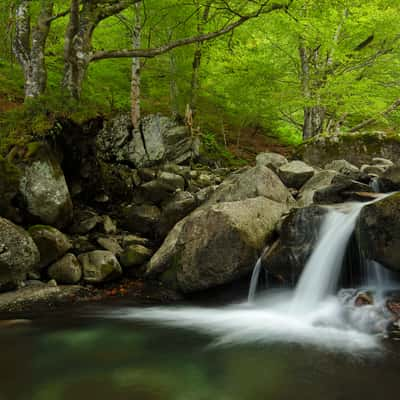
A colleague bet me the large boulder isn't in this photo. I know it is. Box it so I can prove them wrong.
[18,143,73,229]
[297,170,338,207]
[78,250,123,283]
[277,161,315,189]
[28,225,72,269]
[96,114,199,168]
[0,218,40,291]
[204,166,294,206]
[357,193,400,272]
[146,197,287,293]
[120,204,161,236]
[261,206,327,284]
[255,152,288,172]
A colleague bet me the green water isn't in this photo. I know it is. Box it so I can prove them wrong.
[1,307,399,400]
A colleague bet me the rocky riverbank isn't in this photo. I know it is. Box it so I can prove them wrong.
[1,114,400,314]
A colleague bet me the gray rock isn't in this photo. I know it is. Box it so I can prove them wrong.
[96,114,199,168]
[96,237,123,255]
[121,204,161,236]
[158,191,197,237]
[119,245,153,269]
[69,210,102,234]
[278,161,315,189]
[157,171,185,191]
[0,218,40,291]
[121,234,150,248]
[297,170,338,207]
[28,225,72,269]
[360,164,387,175]
[102,215,117,235]
[314,175,373,204]
[256,152,288,172]
[372,157,394,167]
[324,160,360,179]
[205,166,294,206]
[146,197,287,293]
[378,165,400,192]
[18,144,73,229]
[48,253,82,284]
[79,250,123,283]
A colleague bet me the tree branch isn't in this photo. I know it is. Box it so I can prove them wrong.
[90,2,289,61]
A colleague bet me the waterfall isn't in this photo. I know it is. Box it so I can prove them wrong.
[248,257,262,302]
[290,204,365,314]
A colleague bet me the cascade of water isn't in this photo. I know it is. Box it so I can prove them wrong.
[290,204,365,314]
[248,257,262,303]
[370,177,380,193]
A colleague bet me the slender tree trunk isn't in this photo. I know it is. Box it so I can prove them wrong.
[169,49,180,119]
[189,1,212,118]
[131,2,141,128]
[13,0,54,99]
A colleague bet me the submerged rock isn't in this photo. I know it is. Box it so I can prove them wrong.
[357,193,400,272]
[0,218,40,291]
[146,197,287,293]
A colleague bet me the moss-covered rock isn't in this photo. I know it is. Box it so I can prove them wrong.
[48,253,82,284]
[78,250,122,283]
[0,156,21,221]
[296,131,400,167]
[119,244,153,269]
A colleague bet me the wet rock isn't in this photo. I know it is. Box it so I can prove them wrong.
[262,205,328,284]
[18,143,73,229]
[314,175,373,204]
[79,250,123,283]
[119,245,153,269]
[28,225,72,269]
[357,193,400,272]
[0,218,40,291]
[146,197,287,293]
[324,159,360,179]
[121,204,161,236]
[278,161,315,189]
[48,253,82,284]
[256,152,288,172]
[205,166,294,206]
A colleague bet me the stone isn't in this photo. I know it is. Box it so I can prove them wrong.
[102,215,117,235]
[205,166,294,206]
[119,245,153,269]
[0,217,40,291]
[28,225,72,269]
[96,114,199,168]
[357,193,400,272]
[121,204,161,236]
[378,165,400,192]
[140,179,177,204]
[314,175,373,204]
[121,234,150,248]
[372,157,394,167]
[157,171,185,191]
[96,237,123,255]
[146,197,287,293]
[69,209,102,234]
[18,143,73,229]
[48,253,82,284]
[195,186,218,204]
[261,206,328,284]
[297,170,338,207]
[256,152,288,172]
[277,161,315,189]
[360,165,387,175]
[79,251,123,283]
[158,191,197,237]
[324,160,360,178]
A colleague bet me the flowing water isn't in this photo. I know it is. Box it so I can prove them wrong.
[2,196,400,399]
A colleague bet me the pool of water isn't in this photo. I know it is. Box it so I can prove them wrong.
[1,302,400,400]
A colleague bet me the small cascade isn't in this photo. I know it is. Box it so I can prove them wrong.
[370,177,380,193]
[248,257,262,303]
[290,205,365,314]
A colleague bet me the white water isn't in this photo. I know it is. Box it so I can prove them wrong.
[110,196,397,352]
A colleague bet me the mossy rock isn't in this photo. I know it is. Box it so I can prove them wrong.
[0,156,20,220]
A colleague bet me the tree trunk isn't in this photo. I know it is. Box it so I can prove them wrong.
[131,2,141,129]
[303,106,325,139]
[13,0,54,99]
[169,49,180,119]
